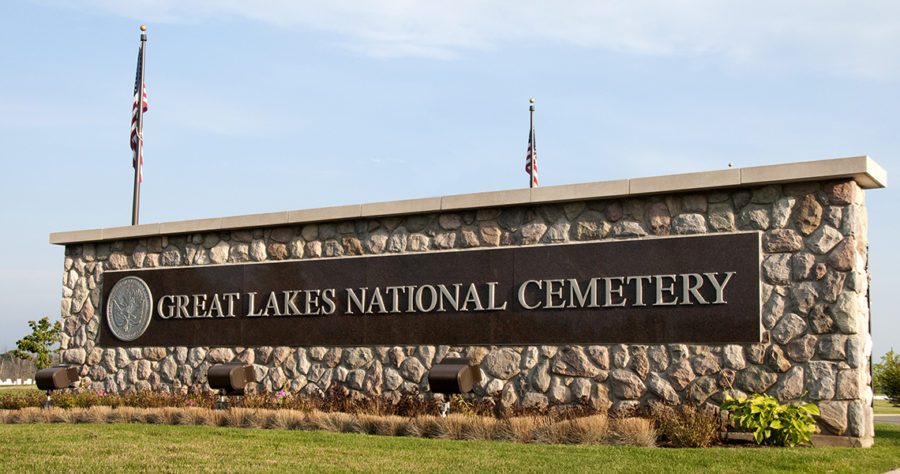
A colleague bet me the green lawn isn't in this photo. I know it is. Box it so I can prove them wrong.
[875,399,900,414]
[0,386,39,395]
[0,423,898,473]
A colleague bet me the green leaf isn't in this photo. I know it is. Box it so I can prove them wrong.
[720,393,819,447]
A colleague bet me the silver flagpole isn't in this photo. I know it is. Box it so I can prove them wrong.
[132,25,147,226]
[529,98,536,188]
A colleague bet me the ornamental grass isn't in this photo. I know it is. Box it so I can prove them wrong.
[0,386,663,446]
[0,405,659,447]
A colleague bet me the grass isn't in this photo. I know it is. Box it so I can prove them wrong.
[874,399,900,414]
[0,423,898,473]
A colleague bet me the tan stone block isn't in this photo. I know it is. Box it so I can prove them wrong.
[104,223,160,241]
[530,180,629,203]
[361,197,441,217]
[49,229,103,245]
[631,169,740,195]
[742,155,885,189]
[441,188,530,211]
[159,217,222,235]
[220,211,289,229]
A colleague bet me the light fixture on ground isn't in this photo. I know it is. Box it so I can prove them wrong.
[207,363,255,409]
[427,357,482,417]
[35,366,78,408]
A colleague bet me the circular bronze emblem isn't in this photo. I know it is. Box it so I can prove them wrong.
[106,276,153,341]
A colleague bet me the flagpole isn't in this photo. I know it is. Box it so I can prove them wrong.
[132,25,147,226]
[529,98,536,188]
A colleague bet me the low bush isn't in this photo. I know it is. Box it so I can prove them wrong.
[394,388,439,417]
[0,391,43,410]
[721,394,818,447]
[651,402,723,448]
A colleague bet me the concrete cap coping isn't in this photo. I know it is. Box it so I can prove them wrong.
[50,155,887,245]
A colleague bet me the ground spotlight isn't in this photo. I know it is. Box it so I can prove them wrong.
[207,363,255,409]
[35,366,78,408]
[427,357,482,417]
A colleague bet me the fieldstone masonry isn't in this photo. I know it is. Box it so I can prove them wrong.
[58,178,874,441]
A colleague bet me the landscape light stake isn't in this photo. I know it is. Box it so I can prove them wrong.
[216,391,229,410]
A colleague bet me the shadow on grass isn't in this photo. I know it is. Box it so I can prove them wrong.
[875,423,900,445]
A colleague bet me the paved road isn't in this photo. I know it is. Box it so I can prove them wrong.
[875,414,900,425]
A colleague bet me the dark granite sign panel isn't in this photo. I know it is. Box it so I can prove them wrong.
[100,232,761,347]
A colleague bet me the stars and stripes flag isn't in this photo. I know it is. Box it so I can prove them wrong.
[130,42,147,182]
[526,128,538,187]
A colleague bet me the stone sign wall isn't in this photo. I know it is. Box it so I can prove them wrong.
[57,178,873,441]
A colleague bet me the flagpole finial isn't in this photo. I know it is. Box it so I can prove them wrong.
[140,25,147,31]
[529,98,534,104]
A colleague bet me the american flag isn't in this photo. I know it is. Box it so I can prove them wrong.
[131,43,147,182]
[526,129,538,187]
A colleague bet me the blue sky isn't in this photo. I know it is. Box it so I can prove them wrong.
[0,1,897,360]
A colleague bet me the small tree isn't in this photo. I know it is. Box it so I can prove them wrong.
[11,317,62,370]
[874,350,900,406]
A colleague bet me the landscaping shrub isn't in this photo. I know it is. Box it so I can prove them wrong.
[52,393,75,409]
[532,417,570,444]
[0,391,43,410]
[567,415,610,445]
[375,415,408,437]
[533,414,610,445]
[107,407,138,424]
[608,417,657,447]
[494,416,545,443]
[651,402,723,448]
[143,407,176,425]
[9,407,44,424]
[399,416,424,437]
[76,406,112,424]
[0,386,611,422]
[449,394,477,416]
[394,388,435,417]
[720,394,818,447]
[457,414,498,441]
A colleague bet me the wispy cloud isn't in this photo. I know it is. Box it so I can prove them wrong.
[154,88,303,137]
[0,96,104,128]
[368,156,407,165]
[45,0,900,77]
